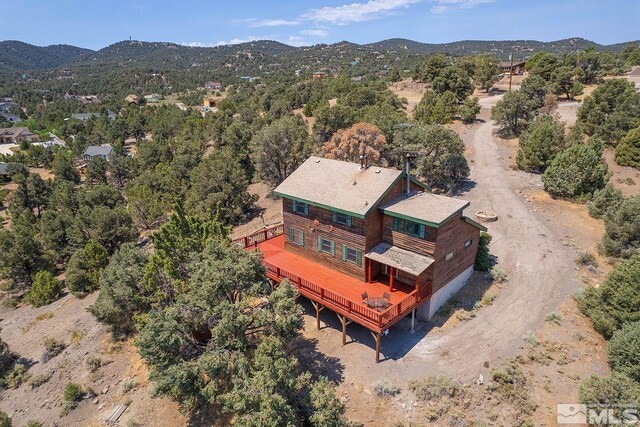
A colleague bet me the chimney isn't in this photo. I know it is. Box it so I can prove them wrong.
[360,145,368,169]
[406,153,411,194]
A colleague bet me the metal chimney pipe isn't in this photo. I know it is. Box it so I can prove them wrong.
[406,153,411,194]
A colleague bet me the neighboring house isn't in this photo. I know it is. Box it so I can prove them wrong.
[70,111,117,122]
[64,93,101,104]
[0,162,8,180]
[499,60,526,75]
[125,94,141,104]
[0,102,22,123]
[312,71,327,80]
[0,127,39,144]
[0,102,19,112]
[0,112,22,123]
[233,156,485,361]
[144,94,163,103]
[33,133,65,148]
[82,145,113,161]
[204,81,222,91]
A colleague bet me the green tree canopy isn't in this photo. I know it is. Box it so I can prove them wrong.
[542,144,608,198]
[516,114,566,173]
[601,196,640,259]
[615,126,640,168]
[608,321,640,382]
[66,240,109,297]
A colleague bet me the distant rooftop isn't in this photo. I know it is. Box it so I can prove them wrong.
[381,191,469,226]
[273,156,402,218]
[83,145,113,157]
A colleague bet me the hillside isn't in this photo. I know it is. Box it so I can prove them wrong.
[1,37,637,72]
[0,40,94,70]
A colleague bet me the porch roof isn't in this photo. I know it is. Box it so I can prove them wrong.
[365,242,435,276]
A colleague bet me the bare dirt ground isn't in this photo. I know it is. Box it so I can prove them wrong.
[389,79,428,117]
[0,293,185,426]
[230,182,282,240]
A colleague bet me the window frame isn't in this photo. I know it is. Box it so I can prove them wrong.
[332,211,352,227]
[292,200,309,216]
[317,236,335,256]
[445,251,455,261]
[288,227,304,246]
[341,245,362,266]
[392,216,426,239]
[464,238,473,249]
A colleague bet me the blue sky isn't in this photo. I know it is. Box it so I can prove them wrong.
[0,0,638,50]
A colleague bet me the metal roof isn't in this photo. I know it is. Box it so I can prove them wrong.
[0,162,7,175]
[273,156,403,217]
[83,145,113,157]
[365,242,435,276]
[381,191,469,225]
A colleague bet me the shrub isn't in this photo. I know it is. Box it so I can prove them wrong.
[5,363,29,389]
[29,371,53,388]
[615,126,640,168]
[42,337,66,362]
[489,360,527,396]
[459,96,481,123]
[63,382,84,402]
[608,321,640,382]
[578,256,640,338]
[85,356,102,373]
[579,373,640,417]
[0,412,11,427]
[26,422,42,427]
[575,251,598,267]
[522,331,538,346]
[545,312,563,324]
[516,114,566,173]
[373,380,400,397]
[490,266,508,283]
[66,240,109,297]
[481,292,496,306]
[588,184,625,219]
[122,378,138,394]
[475,232,493,272]
[26,271,63,307]
[601,195,640,259]
[542,144,608,198]
[409,375,461,401]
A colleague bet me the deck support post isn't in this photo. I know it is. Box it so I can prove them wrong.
[336,314,352,346]
[311,301,324,331]
[411,309,415,333]
[371,332,382,363]
[367,259,372,283]
[389,267,395,292]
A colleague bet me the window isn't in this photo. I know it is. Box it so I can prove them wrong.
[317,237,335,256]
[288,227,304,246]
[464,239,473,248]
[384,265,399,277]
[342,246,362,266]
[446,251,455,261]
[292,200,308,216]
[392,216,425,239]
[332,211,352,227]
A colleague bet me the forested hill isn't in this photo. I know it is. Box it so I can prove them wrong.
[0,41,94,71]
[1,37,638,72]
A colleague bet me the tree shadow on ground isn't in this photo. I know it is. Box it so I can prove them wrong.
[298,269,498,363]
[455,179,476,196]
[291,335,345,384]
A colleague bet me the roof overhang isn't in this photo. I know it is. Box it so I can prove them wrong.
[273,192,366,219]
[365,243,435,276]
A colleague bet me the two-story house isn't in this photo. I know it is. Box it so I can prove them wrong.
[235,156,485,361]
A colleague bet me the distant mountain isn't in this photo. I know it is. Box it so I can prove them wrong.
[0,37,637,72]
[0,41,94,71]
[364,37,638,57]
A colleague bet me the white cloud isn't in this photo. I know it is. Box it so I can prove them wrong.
[301,29,329,37]
[233,18,300,27]
[301,0,421,24]
[430,0,494,13]
[181,36,262,47]
[284,36,307,47]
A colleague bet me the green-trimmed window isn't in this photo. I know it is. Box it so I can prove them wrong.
[332,211,352,227]
[464,238,473,249]
[392,216,425,239]
[342,246,362,266]
[287,227,304,246]
[317,236,335,256]
[292,200,309,216]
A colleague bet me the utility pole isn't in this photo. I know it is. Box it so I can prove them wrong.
[509,51,515,90]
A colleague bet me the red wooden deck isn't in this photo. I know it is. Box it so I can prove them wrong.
[234,226,428,334]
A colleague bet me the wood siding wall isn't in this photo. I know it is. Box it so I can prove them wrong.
[282,198,367,280]
[381,215,437,257]
[431,213,480,293]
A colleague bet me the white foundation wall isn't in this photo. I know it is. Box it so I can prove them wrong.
[417,265,474,320]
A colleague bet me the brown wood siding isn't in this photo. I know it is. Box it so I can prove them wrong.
[282,198,367,280]
[431,214,480,293]
[380,215,437,257]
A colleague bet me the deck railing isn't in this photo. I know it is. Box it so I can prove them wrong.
[262,260,421,332]
[232,224,284,248]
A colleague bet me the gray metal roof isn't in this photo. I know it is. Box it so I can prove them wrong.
[365,242,435,276]
[83,145,113,157]
[0,162,7,175]
[273,156,403,217]
[381,191,469,225]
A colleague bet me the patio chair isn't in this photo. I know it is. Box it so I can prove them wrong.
[361,292,368,301]
[382,292,391,303]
